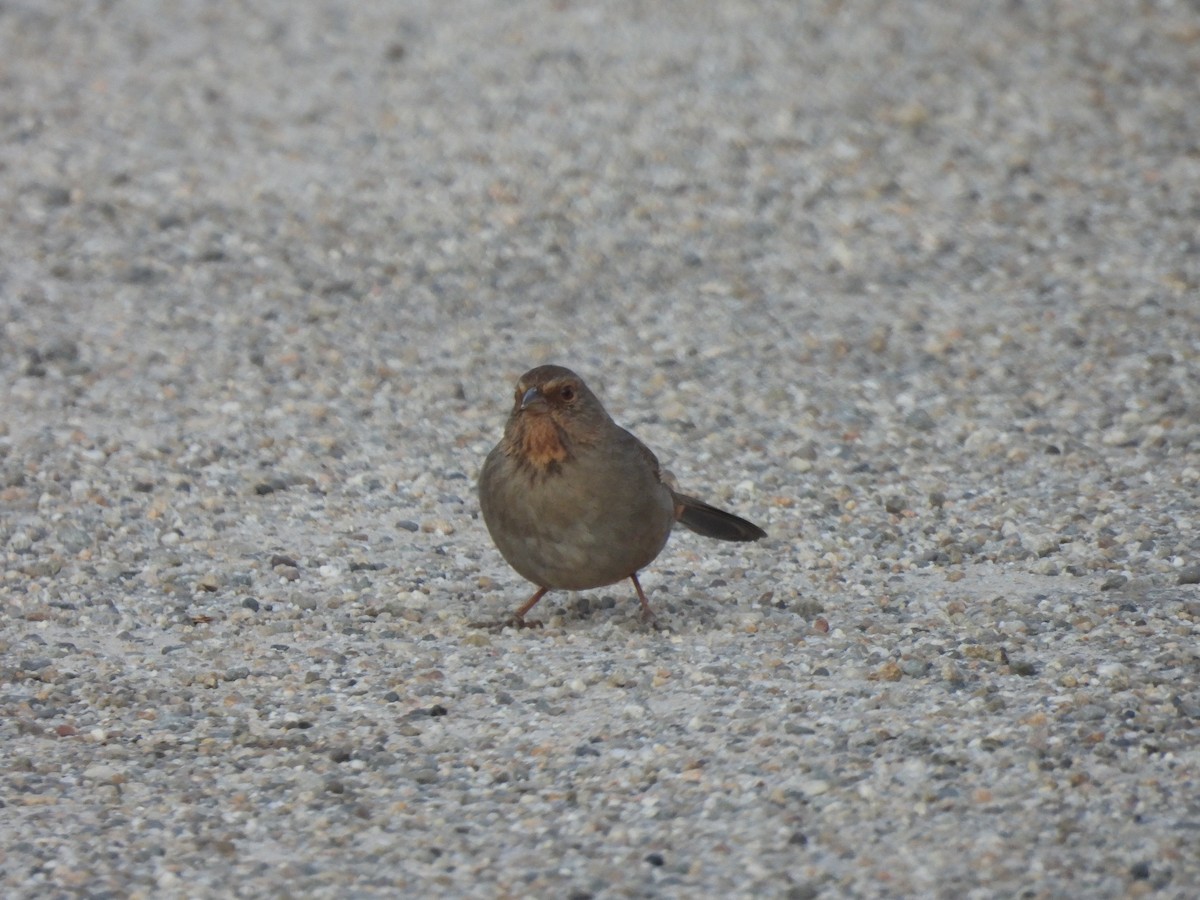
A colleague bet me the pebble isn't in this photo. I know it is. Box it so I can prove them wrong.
[1177,565,1200,586]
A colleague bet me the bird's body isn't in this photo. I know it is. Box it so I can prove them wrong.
[480,422,675,592]
[477,365,765,625]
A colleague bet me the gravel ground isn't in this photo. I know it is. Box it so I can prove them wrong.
[3,1,1199,897]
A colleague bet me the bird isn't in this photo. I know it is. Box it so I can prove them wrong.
[477,364,766,626]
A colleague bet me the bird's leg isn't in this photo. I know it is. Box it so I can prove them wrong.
[470,586,548,630]
[629,574,658,624]
[509,586,550,627]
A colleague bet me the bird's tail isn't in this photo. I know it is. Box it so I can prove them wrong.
[673,492,767,542]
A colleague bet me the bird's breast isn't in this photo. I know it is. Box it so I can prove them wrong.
[515,416,569,469]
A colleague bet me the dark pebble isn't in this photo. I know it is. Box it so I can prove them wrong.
[42,337,80,362]
[905,408,936,431]
[787,885,821,900]
[1177,565,1200,586]
[125,265,166,285]
[1010,660,1038,677]
[43,185,72,207]
[254,477,291,495]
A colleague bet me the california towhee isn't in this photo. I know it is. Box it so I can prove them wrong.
[477,365,766,626]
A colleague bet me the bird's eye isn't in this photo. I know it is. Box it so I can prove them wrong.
[559,385,575,401]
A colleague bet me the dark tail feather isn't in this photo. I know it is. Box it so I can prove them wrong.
[673,492,767,542]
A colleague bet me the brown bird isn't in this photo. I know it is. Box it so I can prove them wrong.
[477,365,766,626]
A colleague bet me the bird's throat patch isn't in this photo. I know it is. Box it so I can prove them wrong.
[518,417,569,469]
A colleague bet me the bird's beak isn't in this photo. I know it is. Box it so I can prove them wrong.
[519,386,546,411]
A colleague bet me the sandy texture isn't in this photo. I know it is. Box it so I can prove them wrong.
[2,2,1198,897]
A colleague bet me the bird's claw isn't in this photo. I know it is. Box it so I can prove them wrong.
[468,615,544,631]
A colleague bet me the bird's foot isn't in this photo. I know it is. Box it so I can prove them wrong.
[468,615,544,631]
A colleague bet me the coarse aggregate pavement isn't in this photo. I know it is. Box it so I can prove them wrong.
[2,2,1198,897]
